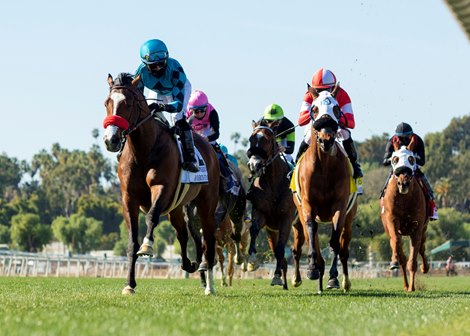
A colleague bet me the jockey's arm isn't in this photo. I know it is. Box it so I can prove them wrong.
[279,117,295,154]
[383,140,394,166]
[207,110,220,142]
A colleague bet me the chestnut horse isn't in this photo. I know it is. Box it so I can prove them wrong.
[246,119,296,290]
[103,73,219,295]
[381,139,429,291]
[293,89,358,294]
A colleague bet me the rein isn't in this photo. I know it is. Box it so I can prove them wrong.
[248,125,284,181]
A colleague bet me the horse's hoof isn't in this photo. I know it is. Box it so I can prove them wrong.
[241,262,248,272]
[234,254,244,265]
[136,244,153,256]
[198,261,208,272]
[205,287,216,296]
[342,277,351,292]
[390,261,399,270]
[121,285,135,295]
[246,255,259,272]
[421,263,430,274]
[271,275,283,287]
[292,276,302,287]
[306,268,320,280]
[182,261,198,273]
[327,278,340,289]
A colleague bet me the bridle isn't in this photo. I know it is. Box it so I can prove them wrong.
[247,125,282,179]
[103,85,153,147]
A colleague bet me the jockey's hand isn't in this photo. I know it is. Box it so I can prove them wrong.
[278,145,286,153]
[382,158,391,166]
[148,103,165,113]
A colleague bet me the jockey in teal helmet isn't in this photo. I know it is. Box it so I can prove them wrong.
[135,39,198,172]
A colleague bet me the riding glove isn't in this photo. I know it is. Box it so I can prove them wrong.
[148,103,166,112]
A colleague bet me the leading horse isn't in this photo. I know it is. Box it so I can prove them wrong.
[103,73,220,295]
[292,89,358,294]
[246,119,297,290]
[380,138,429,291]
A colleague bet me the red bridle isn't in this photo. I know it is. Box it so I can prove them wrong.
[103,115,129,130]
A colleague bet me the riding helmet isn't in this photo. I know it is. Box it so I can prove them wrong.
[140,39,169,64]
[188,90,209,109]
[263,104,284,121]
[395,122,413,136]
[311,68,336,89]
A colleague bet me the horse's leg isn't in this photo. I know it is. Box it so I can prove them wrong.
[396,236,409,291]
[267,231,283,287]
[407,231,423,292]
[240,215,251,272]
[303,208,320,281]
[327,211,345,290]
[217,243,227,287]
[196,200,217,296]
[291,214,304,287]
[247,210,265,271]
[186,203,203,266]
[122,199,140,295]
[169,208,198,274]
[137,198,164,257]
[339,215,353,292]
[419,224,429,274]
[230,190,247,265]
[387,225,401,271]
[227,239,235,286]
[278,215,294,290]
[314,230,325,294]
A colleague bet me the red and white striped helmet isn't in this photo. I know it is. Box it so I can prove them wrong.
[311,68,337,89]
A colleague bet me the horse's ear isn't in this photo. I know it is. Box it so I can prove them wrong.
[131,74,141,87]
[252,120,257,129]
[392,136,401,151]
[331,82,340,97]
[107,74,114,88]
[407,134,416,151]
[307,84,319,99]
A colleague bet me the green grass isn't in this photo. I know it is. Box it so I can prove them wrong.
[0,276,468,336]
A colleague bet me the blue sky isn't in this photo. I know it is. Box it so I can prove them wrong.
[1,1,469,162]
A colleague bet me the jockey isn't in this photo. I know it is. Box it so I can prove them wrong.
[261,104,296,166]
[382,122,438,220]
[134,39,198,172]
[186,90,239,195]
[296,68,363,191]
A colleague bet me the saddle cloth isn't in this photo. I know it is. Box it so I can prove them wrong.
[290,144,357,207]
[177,142,209,184]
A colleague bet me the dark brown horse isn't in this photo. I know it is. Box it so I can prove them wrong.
[246,119,296,290]
[292,89,358,294]
[381,138,429,291]
[103,73,220,295]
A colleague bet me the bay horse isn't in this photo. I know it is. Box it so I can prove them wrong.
[103,73,219,295]
[187,158,247,287]
[380,138,429,291]
[292,89,358,294]
[246,119,296,290]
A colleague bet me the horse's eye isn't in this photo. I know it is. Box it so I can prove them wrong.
[408,157,415,165]
[392,157,399,165]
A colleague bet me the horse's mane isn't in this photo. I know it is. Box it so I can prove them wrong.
[114,72,134,86]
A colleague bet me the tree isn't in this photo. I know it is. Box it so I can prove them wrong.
[0,153,25,200]
[10,213,52,252]
[52,214,102,254]
[30,143,115,218]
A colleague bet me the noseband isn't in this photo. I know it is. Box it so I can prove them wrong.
[247,126,281,177]
[104,85,152,137]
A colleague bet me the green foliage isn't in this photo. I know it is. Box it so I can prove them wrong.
[52,214,103,254]
[0,224,10,243]
[0,153,25,199]
[77,193,121,234]
[10,213,52,252]
[357,133,390,166]
[113,221,128,256]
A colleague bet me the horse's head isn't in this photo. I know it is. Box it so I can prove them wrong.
[391,142,417,194]
[103,73,148,152]
[246,119,279,174]
[308,89,341,153]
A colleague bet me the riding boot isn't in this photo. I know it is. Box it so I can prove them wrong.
[295,140,309,163]
[176,120,199,173]
[416,169,438,220]
[343,137,363,194]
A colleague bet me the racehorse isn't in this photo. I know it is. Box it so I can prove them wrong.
[246,119,297,290]
[380,137,429,291]
[186,159,247,287]
[103,73,220,295]
[292,89,358,294]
